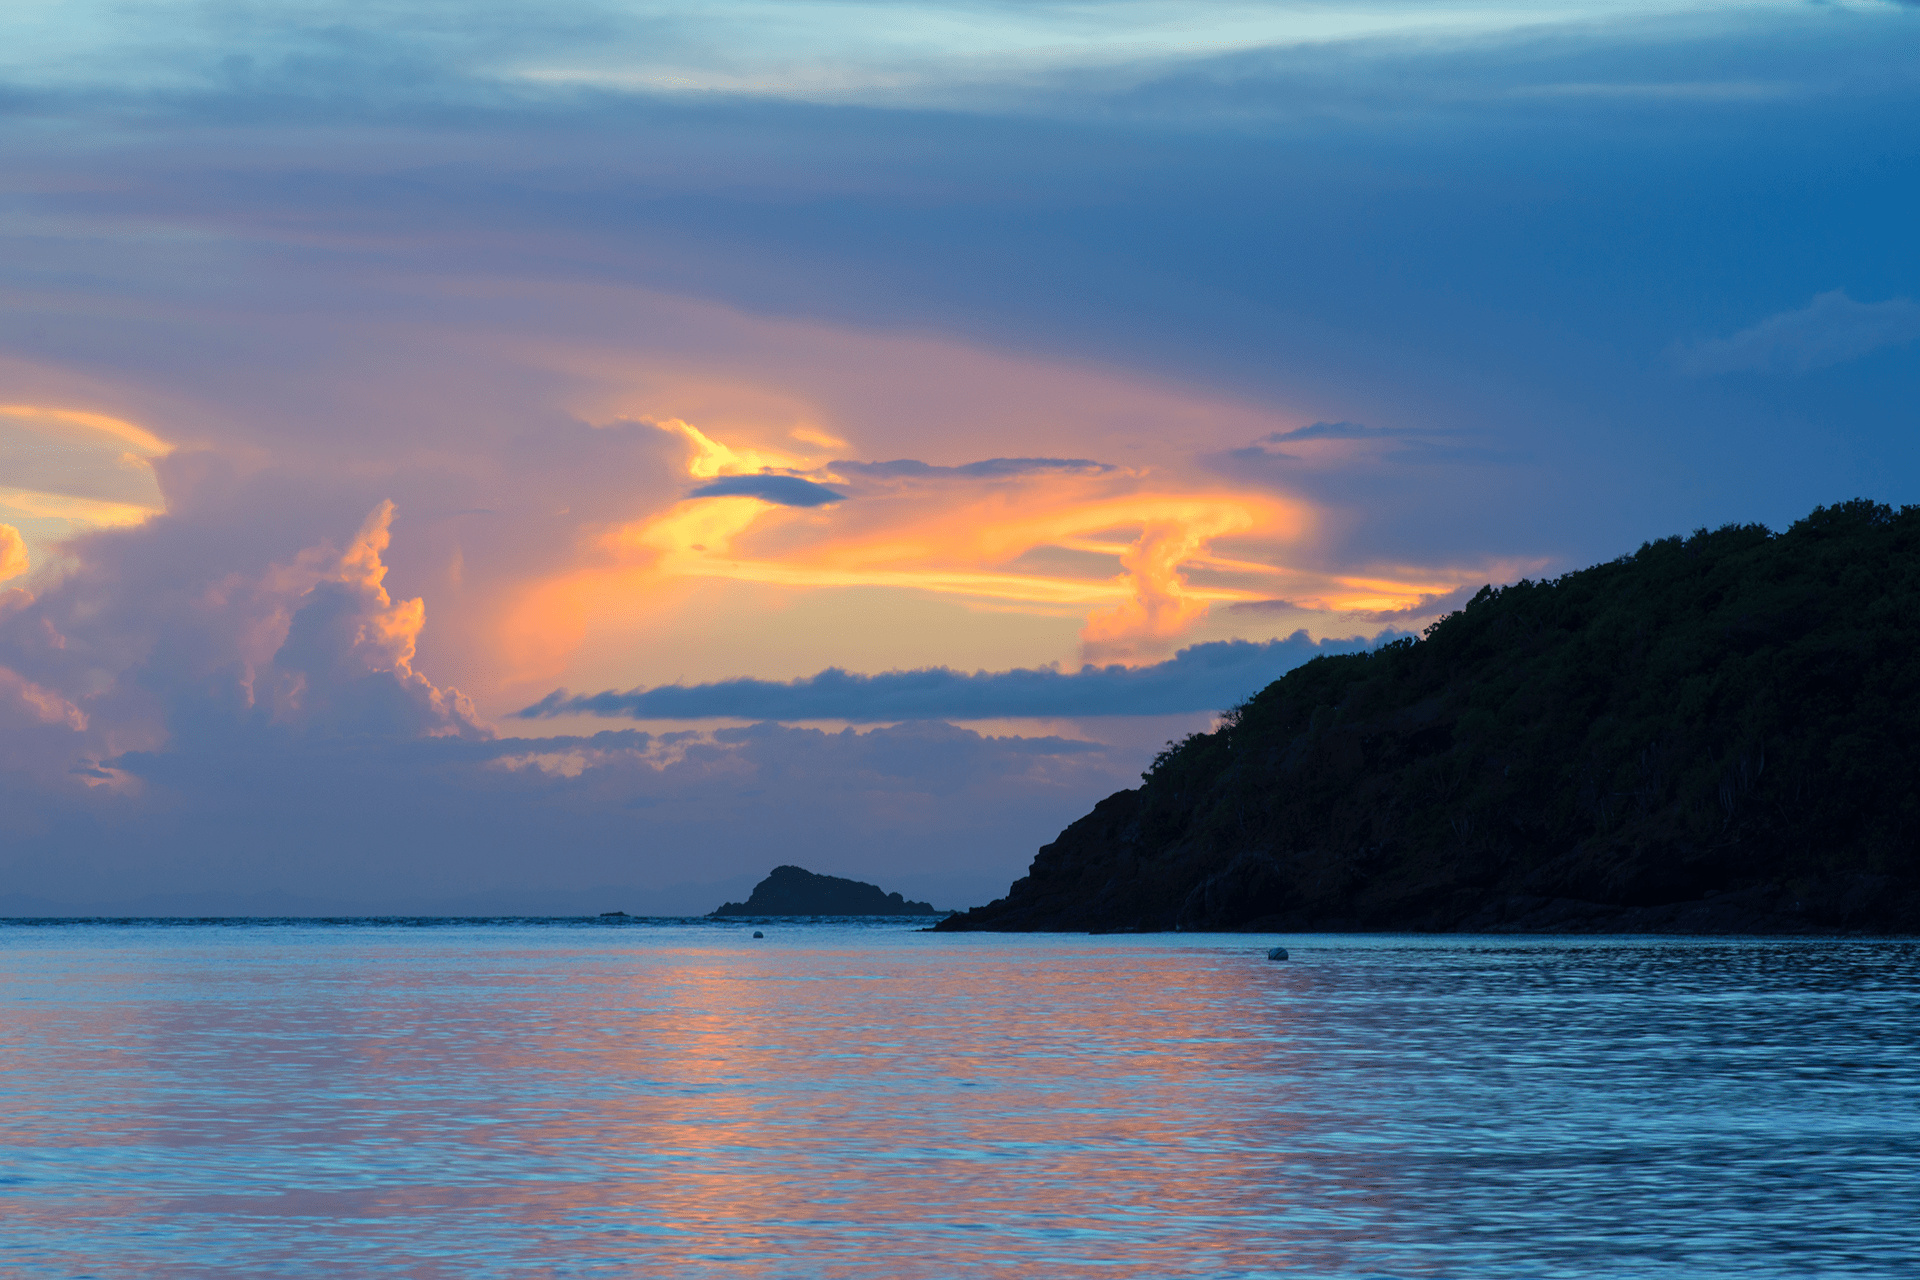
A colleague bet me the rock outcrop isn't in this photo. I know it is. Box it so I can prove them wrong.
[712,865,939,916]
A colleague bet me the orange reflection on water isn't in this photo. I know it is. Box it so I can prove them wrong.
[0,930,1351,1278]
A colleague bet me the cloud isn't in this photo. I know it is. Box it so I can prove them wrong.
[1231,583,1480,623]
[687,474,845,506]
[3,714,1140,915]
[261,502,486,740]
[1677,290,1920,375]
[0,487,482,796]
[515,631,1387,722]
[0,525,25,581]
[1078,512,1251,664]
[1263,421,1391,443]
[0,404,172,457]
[0,453,1170,913]
[1208,420,1517,490]
[594,433,1316,665]
[1,0,1914,920]
[834,457,1112,481]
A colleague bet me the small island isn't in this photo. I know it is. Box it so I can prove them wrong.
[711,865,940,916]
[940,500,1920,935]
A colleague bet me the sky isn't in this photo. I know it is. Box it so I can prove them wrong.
[0,0,1915,913]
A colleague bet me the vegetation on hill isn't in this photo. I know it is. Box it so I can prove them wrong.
[939,500,1920,934]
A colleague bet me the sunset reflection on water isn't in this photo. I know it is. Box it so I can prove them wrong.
[2,924,1916,1278]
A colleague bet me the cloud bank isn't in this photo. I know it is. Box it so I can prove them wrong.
[516,631,1390,723]
[0,474,1143,913]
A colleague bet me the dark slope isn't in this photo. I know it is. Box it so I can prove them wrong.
[940,501,1920,934]
[712,865,938,916]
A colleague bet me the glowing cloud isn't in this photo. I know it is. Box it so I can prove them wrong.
[0,489,160,528]
[327,501,432,679]
[578,417,1326,664]
[1081,507,1260,663]
[657,418,816,478]
[0,404,173,457]
[790,426,847,449]
[256,501,482,737]
[0,525,26,582]
[0,405,172,565]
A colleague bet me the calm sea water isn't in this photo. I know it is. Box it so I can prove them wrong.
[1,922,1915,1279]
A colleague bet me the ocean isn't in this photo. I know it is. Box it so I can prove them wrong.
[1,921,1915,1278]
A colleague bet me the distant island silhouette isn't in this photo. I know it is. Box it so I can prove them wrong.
[711,865,939,916]
[941,500,1920,935]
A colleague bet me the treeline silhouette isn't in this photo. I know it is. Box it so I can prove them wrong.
[940,500,1920,933]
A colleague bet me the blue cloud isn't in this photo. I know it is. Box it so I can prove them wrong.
[688,474,845,506]
[1263,421,1390,442]
[1213,427,1514,478]
[835,457,1111,480]
[515,632,1396,723]
[1676,290,1920,375]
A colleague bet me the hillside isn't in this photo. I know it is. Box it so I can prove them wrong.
[938,500,1920,934]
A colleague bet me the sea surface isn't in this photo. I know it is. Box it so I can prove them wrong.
[1,922,1915,1279]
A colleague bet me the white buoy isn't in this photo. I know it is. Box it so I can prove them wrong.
[1266,946,1289,961]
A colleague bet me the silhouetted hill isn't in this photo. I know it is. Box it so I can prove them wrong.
[712,865,938,916]
[940,500,1920,935]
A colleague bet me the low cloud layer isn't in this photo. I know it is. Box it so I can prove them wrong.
[0,714,1138,916]
[1678,290,1920,375]
[516,631,1389,723]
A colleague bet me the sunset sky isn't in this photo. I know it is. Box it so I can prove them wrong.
[2,0,1915,912]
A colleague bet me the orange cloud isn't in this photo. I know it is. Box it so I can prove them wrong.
[655,417,818,478]
[0,404,172,457]
[0,405,171,553]
[490,412,1498,692]
[1082,513,1251,663]
[553,424,1322,666]
[335,504,426,668]
[0,525,26,582]
[461,296,1505,695]
[0,666,86,731]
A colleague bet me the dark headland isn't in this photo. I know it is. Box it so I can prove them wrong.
[939,500,1920,935]
[712,865,939,916]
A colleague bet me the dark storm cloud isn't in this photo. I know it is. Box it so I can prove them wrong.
[514,632,1388,723]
